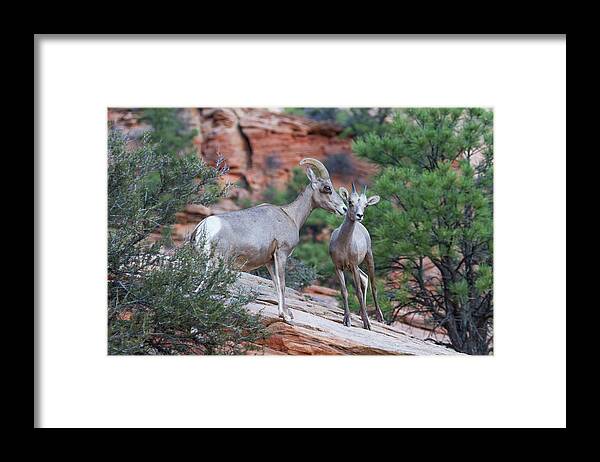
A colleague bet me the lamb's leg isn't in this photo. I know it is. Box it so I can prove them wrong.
[365,251,384,322]
[358,268,368,311]
[336,268,351,327]
[274,251,293,322]
[265,261,284,319]
[351,266,371,330]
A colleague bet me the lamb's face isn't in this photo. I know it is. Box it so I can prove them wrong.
[348,192,368,222]
[339,186,380,222]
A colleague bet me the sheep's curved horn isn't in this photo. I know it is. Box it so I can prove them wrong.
[363,184,368,196]
[299,158,330,179]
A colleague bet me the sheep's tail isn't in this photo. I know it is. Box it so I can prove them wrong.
[189,219,205,245]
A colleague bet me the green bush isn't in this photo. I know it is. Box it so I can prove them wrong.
[292,241,335,286]
[107,124,267,355]
[140,108,198,155]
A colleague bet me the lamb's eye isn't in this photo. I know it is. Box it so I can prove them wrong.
[322,185,332,194]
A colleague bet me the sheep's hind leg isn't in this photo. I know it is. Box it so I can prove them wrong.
[358,268,368,312]
[365,251,384,323]
[274,251,293,322]
[265,261,284,319]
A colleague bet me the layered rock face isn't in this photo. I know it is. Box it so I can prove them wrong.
[238,273,460,355]
[199,108,376,195]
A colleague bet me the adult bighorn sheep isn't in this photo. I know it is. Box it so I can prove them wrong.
[190,158,346,322]
[329,183,384,330]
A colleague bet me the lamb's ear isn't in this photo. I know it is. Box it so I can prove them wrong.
[338,187,349,202]
[367,195,380,206]
[305,167,318,188]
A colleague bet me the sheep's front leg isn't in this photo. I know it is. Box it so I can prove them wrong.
[336,268,351,327]
[351,266,371,330]
[274,251,293,322]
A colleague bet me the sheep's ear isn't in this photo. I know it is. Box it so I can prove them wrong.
[305,167,318,187]
[367,195,380,206]
[339,187,349,201]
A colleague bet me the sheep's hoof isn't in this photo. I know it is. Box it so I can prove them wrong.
[280,312,294,324]
[343,316,352,327]
[287,309,294,320]
[363,322,372,330]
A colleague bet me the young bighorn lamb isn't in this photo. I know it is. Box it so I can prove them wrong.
[191,158,346,322]
[329,183,384,330]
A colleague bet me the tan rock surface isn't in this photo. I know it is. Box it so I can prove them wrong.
[237,273,461,356]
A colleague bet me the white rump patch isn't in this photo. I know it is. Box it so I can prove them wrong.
[196,216,222,254]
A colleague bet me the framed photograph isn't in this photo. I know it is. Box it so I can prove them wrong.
[106,106,492,357]
[35,35,566,428]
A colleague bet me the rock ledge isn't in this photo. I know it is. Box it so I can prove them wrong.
[237,273,461,356]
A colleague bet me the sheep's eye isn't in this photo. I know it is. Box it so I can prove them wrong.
[348,201,353,207]
[322,185,332,194]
